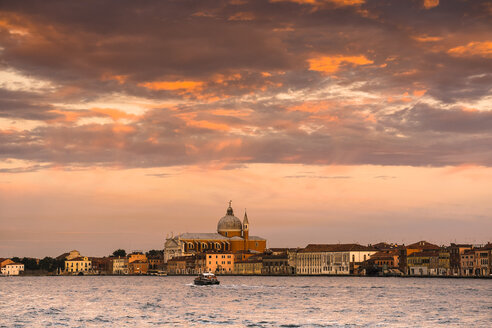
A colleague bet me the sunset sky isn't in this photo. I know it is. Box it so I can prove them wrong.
[1,0,491,257]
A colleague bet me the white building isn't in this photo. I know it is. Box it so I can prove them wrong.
[65,257,92,274]
[110,257,129,274]
[297,244,377,275]
[1,263,24,276]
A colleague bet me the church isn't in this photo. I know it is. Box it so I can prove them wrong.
[164,202,267,262]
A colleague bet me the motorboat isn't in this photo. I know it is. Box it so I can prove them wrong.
[194,272,220,285]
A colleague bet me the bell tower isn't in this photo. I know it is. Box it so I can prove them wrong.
[243,209,249,250]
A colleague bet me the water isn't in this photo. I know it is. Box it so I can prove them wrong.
[0,276,491,327]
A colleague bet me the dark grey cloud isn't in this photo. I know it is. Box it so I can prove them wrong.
[1,0,491,169]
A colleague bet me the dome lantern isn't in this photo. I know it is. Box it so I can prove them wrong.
[217,201,242,237]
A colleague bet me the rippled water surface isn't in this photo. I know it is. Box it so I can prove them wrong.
[0,276,491,327]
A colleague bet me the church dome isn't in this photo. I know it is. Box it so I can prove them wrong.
[217,202,242,233]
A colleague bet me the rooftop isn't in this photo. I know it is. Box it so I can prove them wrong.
[300,244,376,253]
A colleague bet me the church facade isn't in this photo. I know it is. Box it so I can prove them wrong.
[164,202,267,263]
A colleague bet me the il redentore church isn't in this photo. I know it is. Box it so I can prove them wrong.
[164,202,267,262]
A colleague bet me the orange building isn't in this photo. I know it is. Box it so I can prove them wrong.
[129,260,148,274]
[205,252,234,274]
[128,252,147,263]
[399,241,440,273]
[164,202,267,262]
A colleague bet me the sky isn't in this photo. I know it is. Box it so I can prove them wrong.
[0,0,491,258]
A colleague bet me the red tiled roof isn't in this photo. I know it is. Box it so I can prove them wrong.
[300,244,376,253]
[406,241,440,250]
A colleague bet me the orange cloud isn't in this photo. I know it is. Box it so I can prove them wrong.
[412,35,443,42]
[112,124,135,134]
[209,109,252,117]
[90,108,138,121]
[139,80,204,91]
[447,42,492,58]
[101,73,128,84]
[0,18,29,36]
[308,55,373,74]
[187,120,230,131]
[214,138,242,152]
[48,109,86,123]
[423,0,439,10]
[228,12,255,21]
[270,0,364,7]
[413,89,427,97]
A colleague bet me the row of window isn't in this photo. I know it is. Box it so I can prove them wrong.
[207,255,232,259]
[208,261,232,265]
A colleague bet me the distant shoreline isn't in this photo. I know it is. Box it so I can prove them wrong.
[3,274,491,279]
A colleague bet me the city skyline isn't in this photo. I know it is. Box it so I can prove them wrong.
[1,0,492,257]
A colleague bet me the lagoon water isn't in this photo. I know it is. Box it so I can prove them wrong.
[0,276,491,327]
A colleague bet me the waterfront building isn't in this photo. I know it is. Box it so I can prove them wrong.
[90,257,110,275]
[399,241,440,274]
[407,251,439,276]
[129,260,149,275]
[128,252,147,264]
[164,202,266,262]
[148,256,164,270]
[167,255,197,275]
[461,250,475,276]
[65,256,92,274]
[0,258,14,268]
[449,243,472,275]
[1,263,24,276]
[473,243,491,276]
[262,253,292,275]
[296,244,377,275]
[234,255,263,275]
[205,252,234,274]
[364,250,401,276]
[109,256,129,274]
[437,249,451,276]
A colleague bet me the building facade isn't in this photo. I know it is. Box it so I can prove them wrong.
[109,257,129,274]
[205,252,234,274]
[234,256,263,275]
[129,260,149,275]
[449,243,472,275]
[461,250,475,276]
[1,263,24,276]
[407,251,439,276]
[473,244,491,276]
[65,257,92,274]
[297,244,377,275]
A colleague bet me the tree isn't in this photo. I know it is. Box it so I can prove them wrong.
[112,249,126,257]
[21,257,39,270]
[146,249,163,258]
[39,257,57,272]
